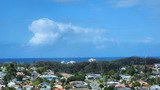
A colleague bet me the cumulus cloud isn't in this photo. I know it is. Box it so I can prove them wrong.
[29,18,111,48]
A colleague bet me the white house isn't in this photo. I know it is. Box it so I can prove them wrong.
[88,58,96,62]
[0,72,6,84]
[85,74,101,80]
[31,71,40,81]
[70,81,88,88]
[0,84,5,89]
[16,67,25,71]
[106,81,119,86]
[61,61,65,64]
[23,85,33,90]
[121,67,126,71]
[40,75,59,82]
[44,69,54,75]
[150,85,160,90]
[155,64,160,68]
[1,67,6,72]
[152,64,160,75]
[67,61,76,64]
[7,82,16,87]
[120,75,131,81]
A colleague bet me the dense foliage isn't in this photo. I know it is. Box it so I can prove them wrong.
[30,56,160,74]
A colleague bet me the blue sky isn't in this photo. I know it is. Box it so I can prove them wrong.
[0,0,160,58]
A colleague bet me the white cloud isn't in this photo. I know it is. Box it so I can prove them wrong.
[109,0,140,8]
[29,18,111,48]
[51,0,82,3]
[29,18,59,45]
[108,0,160,9]
[138,37,160,44]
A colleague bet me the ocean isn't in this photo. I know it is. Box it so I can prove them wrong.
[0,57,123,63]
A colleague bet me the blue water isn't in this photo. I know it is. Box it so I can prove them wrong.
[0,57,122,63]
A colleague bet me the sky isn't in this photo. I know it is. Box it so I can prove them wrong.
[0,0,160,58]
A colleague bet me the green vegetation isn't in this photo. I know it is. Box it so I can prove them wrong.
[1,56,160,90]
[3,63,17,86]
[67,72,85,83]
[104,86,114,90]
[29,56,160,75]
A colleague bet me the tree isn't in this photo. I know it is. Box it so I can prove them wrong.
[32,77,43,86]
[126,66,135,76]
[55,73,63,78]
[36,67,47,74]
[3,63,17,86]
[104,86,114,90]
[147,78,155,85]
[65,85,72,90]
[132,81,141,87]
[60,78,66,88]
[1,87,16,90]
[99,84,104,89]
[155,77,160,84]
[16,75,24,81]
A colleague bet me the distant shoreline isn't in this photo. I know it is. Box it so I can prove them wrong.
[0,57,122,63]
[0,56,159,63]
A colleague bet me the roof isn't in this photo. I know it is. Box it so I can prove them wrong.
[150,85,160,89]
[31,71,39,76]
[41,82,49,86]
[120,75,131,78]
[54,85,63,89]
[7,82,16,87]
[115,84,126,88]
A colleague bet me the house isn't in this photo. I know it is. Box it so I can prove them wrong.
[67,61,76,64]
[70,81,88,88]
[88,58,96,62]
[16,72,25,76]
[31,71,39,77]
[31,71,40,81]
[7,81,22,89]
[115,84,131,90]
[138,80,149,86]
[150,85,160,90]
[0,72,6,84]
[30,67,37,71]
[40,82,51,90]
[150,75,160,78]
[23,75,30,81]
[60,73,73,79]
[43,69,54,75]
[7,82,16,87]
[154,64,160,68]
[152,68,160,75]
[152,64,160,75]
[16,67,25,71]
[121,67,126,71]
[115,84,126,88]
[85,74,101,80]
[40,75,59,82]
[106,81,119,86]
[0,84,5,90]
[61,61,65,64]
[23,85,33,90]
[120,75,131,81]
[0,67,6,72]
[54,84,64,90]
[14,85,22,90]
